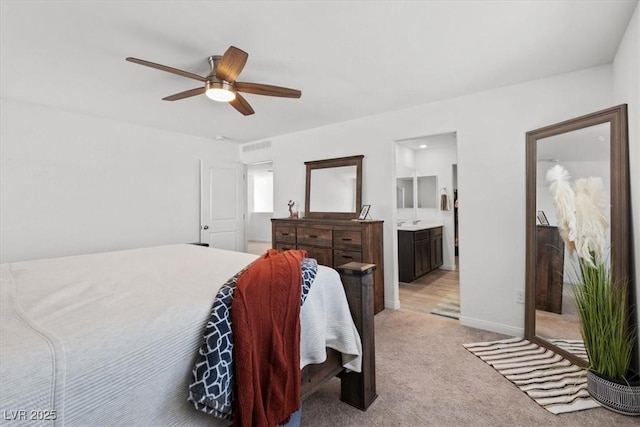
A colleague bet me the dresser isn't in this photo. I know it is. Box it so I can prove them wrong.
[535,225,565,314]
[272,218,385,314]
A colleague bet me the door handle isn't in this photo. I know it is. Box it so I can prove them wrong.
[202,225,209,230]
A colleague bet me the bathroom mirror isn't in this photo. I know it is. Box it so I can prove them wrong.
[524,105,631,367]
[417,175,437,208]
[305,155,363,219]
[397,177,414,208]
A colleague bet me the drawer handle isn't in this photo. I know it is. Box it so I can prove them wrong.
[309,235,318,238]
[341,255,353,260]
[281,232,290,236]
[341,238,353,242]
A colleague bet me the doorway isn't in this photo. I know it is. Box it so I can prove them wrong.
[245,161,274,255]
[395,132,460,318]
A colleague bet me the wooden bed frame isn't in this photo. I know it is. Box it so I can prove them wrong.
[299,262,377,410]
[191,243,376,410]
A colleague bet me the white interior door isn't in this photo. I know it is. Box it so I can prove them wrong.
[200,160,246,252]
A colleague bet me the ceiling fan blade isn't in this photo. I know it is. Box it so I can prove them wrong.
[229,93,255,116]
[235,82,301,98]
[126,57,206,82]
[162,87,206,101]
[215,46,248,83]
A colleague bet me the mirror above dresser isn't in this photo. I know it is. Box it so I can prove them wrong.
[304,155,363,219]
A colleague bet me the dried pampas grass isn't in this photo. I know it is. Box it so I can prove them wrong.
[573,177,608,266]
[545,165,608,267]
[546,165,576,252]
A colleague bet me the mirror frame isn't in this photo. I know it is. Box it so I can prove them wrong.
[525,104,630,367]
[304,155,363,219]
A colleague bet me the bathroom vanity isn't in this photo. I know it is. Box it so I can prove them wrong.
[398,225,443,282]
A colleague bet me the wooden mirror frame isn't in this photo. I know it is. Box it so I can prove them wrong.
[304,155,363,220]
[524,104,631,367]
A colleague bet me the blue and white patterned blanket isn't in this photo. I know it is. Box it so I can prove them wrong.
[188,257,317,420]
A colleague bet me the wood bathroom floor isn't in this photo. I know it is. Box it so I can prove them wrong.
[399,266,460,315]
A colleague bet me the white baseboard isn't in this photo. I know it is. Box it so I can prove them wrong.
[385,298,401,310]
[440,264,457,271]
[459,315,524,338]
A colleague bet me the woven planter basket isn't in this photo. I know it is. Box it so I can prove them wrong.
[586,370,640,416]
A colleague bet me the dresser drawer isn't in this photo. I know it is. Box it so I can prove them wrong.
[275,243,296,252]
[274,226,296,244]
[298,245,333,266]
[334,230,362,248]
[334,249,362,266]
[297,227,332,247]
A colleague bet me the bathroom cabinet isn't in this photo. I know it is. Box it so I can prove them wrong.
[398,226,443,282]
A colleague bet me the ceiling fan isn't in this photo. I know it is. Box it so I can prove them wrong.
[126,46,301,116]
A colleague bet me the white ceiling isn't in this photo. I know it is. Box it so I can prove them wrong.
[397,132,457,151]
[1,1,636,144]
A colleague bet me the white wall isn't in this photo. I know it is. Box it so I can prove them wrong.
[613,2,640,369]
[241,65,613,336]
[246,213,273,242]
[0,99,238,262]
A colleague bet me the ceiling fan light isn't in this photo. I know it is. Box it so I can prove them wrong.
[206,81,236,102]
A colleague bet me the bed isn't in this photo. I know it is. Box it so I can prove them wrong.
[0,244,374,426]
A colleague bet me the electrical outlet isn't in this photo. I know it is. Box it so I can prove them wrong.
[514,289,525,304]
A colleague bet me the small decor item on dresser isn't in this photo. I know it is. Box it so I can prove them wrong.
[536,210,549,225]
[287,200,298,219]
[546,164,639,416]
[358,204,371,220]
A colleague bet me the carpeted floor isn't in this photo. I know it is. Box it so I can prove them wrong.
[300,308,637,426]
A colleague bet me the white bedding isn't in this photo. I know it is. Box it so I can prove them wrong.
[0,244,361,426]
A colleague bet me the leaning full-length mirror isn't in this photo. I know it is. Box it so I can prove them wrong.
[525,105,631,367]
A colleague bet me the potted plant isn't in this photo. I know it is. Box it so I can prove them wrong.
[547,165,639,416]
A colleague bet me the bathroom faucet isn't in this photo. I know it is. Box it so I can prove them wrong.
[412,219,422,225]
[397,221,405,226]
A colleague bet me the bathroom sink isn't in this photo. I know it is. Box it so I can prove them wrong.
[398,223,441,231]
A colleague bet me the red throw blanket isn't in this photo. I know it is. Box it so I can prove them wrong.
[231,249,306,427]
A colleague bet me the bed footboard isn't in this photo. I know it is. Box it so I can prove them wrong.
[335,262,377,410]
[300,348,344,400]
[300,262,377,410]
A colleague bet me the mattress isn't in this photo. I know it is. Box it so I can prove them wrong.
[0,244,361,426]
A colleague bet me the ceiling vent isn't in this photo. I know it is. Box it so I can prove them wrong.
[242,140,272,152]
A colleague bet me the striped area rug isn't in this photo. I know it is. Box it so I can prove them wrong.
[429,294,460,319]
[548,339,589,363]
[463,337,600,414]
